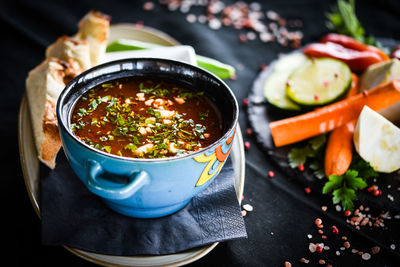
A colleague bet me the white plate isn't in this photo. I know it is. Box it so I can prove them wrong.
[18,24,245,267]
[103,45,198,65]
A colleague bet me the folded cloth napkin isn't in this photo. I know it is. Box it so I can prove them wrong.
[40,152,247,256]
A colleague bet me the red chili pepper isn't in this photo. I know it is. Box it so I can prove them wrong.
[303,42,383,72]
[320,33,389,61]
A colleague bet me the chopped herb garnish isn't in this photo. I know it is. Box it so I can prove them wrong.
[124,143,137,153]
[71,78,221,159]
[322,155,378,211]
[103,146,112,153]
[77,108,88,117]
[99,136,108,142]
[199,112,209,121]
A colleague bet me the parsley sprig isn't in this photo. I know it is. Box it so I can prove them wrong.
[322,156,378,211]
[288,134,327,179]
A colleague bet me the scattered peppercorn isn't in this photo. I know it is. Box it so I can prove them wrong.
[373,189,382,196]
[246,127,253,136]
[244,141,251,150]
[260,64,268,71]
[298,163,305,172]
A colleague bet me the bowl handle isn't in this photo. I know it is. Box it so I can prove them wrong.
[85,159,150,200]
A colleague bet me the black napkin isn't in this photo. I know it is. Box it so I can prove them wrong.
[40,152,247,256]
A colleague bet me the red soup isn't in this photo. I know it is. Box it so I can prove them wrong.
[70,77,223,159]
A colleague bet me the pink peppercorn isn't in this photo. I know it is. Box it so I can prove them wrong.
[373,189,382,196]
[135,21,144,28]
[298,163,305,171]
[344,210,351,217]
[242,98,249,106]
[260,64,268,71]
[244,141,251,150]
[316,245,323,253]
[304,187,311,194]
[331,226,339,234]
[239,34,247,42]
[246,128,253,136]
[367,186,374,192]
[268,171,275,178]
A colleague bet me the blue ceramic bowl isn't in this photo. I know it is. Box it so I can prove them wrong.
[57,58,239,218]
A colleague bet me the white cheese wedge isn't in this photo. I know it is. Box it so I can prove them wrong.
[354,106,400,173]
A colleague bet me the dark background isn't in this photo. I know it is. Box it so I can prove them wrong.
[1,0,400,266]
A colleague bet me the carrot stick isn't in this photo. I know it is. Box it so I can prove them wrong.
[345,73,359,97]
[324,74,358,177]
[269,80,400,147]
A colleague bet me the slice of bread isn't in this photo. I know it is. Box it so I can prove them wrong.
[75,10,111,67]
[26,10,110,168]
[26,58,80,168]
[46,35,91,71]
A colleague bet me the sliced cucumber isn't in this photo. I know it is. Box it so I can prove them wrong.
[286,57,352,106]
[106,39,235,79]
[263,53,308,110]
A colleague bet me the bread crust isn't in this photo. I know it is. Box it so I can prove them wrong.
[46,35,91,71]
[40,99,62,168]
[76,10,110,66]
[26,58,80,168]
[26,10,110,168]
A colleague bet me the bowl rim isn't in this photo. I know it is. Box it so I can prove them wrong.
[57,57,239,163]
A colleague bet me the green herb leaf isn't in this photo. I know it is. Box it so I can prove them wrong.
[323,175,344,194]
[326,0,381,47]
[288,135,326,169]
[349,155,378,180]
[288,147,309,168]
[124,143,137,153]
[103,146,112,153]
[332,186,356,211]
[309,134,327,151]
[323,167,369,211]
[77,108,88,117]
[346,173,368,190]
[309,160,325,179]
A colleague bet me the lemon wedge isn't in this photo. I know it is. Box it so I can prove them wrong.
[354,106,400,173]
